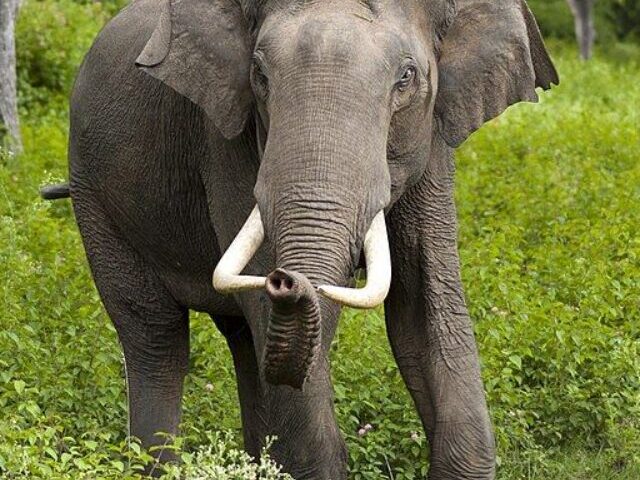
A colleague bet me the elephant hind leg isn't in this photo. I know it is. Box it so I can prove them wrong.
[73,196,189,473]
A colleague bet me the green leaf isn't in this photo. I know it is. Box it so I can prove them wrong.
[13,380,26,395]
[509,355,522,370]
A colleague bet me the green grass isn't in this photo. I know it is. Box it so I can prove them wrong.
[1,7,639,477]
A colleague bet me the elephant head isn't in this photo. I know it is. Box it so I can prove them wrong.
[136,0,558,388]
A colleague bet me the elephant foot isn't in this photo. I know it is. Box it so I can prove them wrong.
[428,419,496,480]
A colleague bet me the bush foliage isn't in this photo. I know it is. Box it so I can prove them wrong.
[528,0,640,42]
[1,1,639,478]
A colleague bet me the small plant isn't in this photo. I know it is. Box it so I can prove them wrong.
[160,433,293,480]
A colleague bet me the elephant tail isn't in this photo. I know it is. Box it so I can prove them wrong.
[40,182,70,200]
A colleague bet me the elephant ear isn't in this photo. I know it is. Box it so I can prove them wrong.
[136,0,252,139]
[435,0,559,148]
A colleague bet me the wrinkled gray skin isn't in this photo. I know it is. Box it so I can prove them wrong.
[566,0,596,60]
[68,0,558,478]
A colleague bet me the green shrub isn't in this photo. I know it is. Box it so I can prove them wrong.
[527,0,640,44]
[456,42,640,473]
[608,0,640,40]
[161,434,293,480]
[15,0,115,107]
[70,0,130,17]
[528,0,576,40]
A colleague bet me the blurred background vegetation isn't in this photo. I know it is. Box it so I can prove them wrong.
[529,0,640,42]
[1,0,639,479]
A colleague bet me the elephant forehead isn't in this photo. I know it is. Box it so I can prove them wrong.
[295,15,373,55]
[258,10,415,74]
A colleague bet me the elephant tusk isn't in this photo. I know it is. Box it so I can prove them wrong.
[213,205,267,294]
[317,211,391,309]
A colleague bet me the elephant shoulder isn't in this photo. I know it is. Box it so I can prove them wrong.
[69,0,207,184]
[70,0,181,134]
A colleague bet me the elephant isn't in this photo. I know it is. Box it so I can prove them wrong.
[566,0,596,59]
[59,0,558,478]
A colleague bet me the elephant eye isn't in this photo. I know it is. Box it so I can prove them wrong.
[396,66,417,92]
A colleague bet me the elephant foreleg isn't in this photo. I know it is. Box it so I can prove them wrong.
[232,288,348,479]
[385,139,495,480]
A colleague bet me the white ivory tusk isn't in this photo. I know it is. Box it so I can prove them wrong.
[213,205,267,294]
[317,211,391,309]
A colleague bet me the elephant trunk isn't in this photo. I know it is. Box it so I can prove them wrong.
[264,269,321,388]
[263,199,355,388]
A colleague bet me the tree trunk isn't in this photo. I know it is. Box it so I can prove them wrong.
[566,0,596,60]
[0,0,22,154]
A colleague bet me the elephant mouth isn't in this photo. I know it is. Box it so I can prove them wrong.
[212,205,391,388]
[212,205,391,309]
